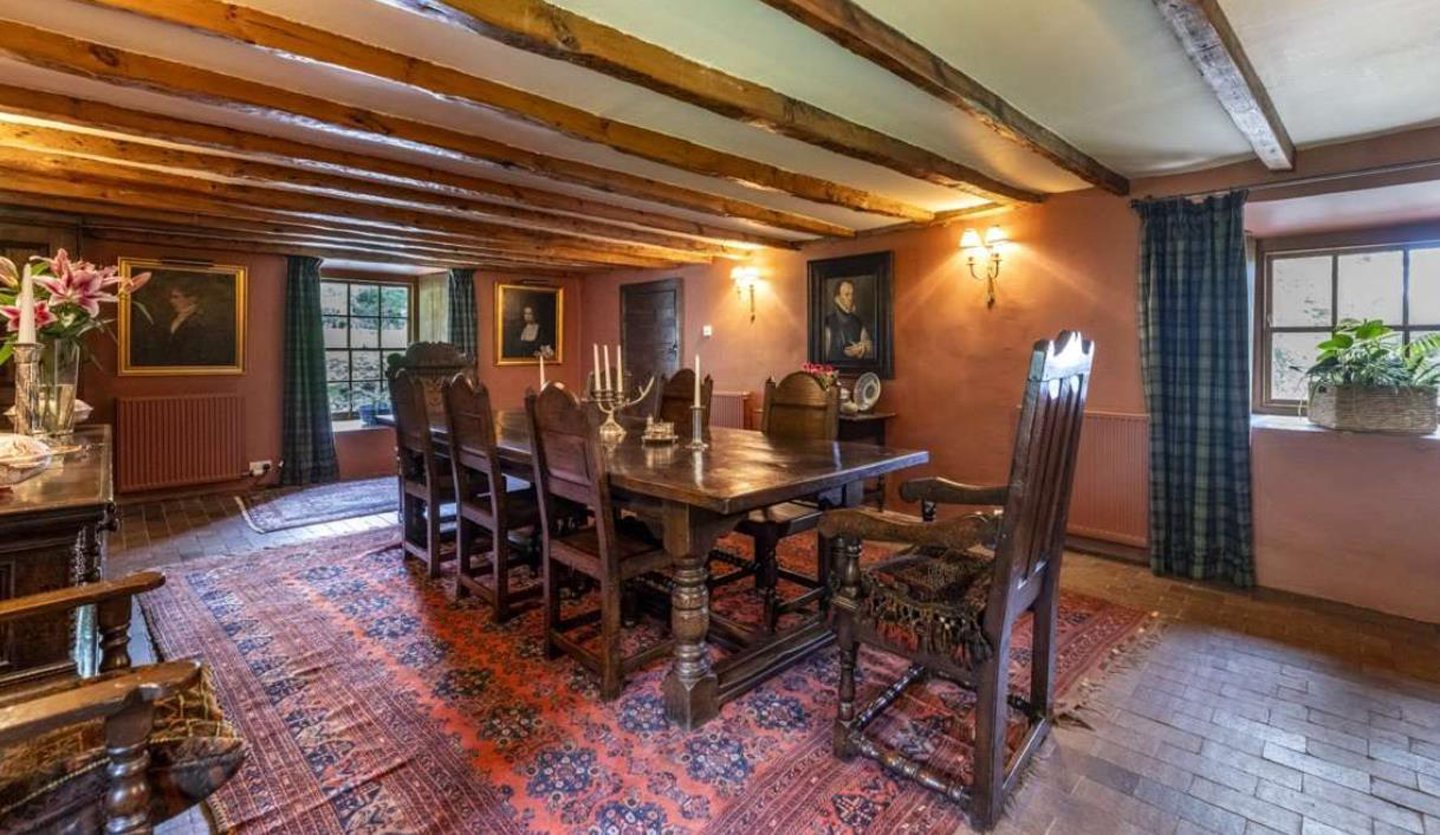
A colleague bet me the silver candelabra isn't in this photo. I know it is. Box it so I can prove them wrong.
[591,372,654,444]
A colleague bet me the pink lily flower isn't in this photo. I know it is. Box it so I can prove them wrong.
[124,270,152,293]
[35,256,117,318]
[0,299,57,333]
[0,257,15,289]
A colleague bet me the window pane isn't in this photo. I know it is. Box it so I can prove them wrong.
[325,350,350,383]
[353,351,382,380]
[352,380,384,410]
[1271,256,1332,327]
[1337,250,1403,324]
[350,284,381,317]
[381,316,408,349]
[320,281,347,316]
[351,317,380,348]
[381,286,410,318]
[1410,247,1440,325]
[327,383,351,415]
[322,314,348,349]
[1271,332,1328,403]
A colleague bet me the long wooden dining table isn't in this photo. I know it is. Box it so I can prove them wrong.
[381,409,928,728]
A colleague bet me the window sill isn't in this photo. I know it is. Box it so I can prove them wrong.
[1251,413,1440,441]
[332,419,391,434]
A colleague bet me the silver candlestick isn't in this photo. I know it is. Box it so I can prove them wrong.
[688,404,708,451]
[11,342,39,436]
[591,372,654,444]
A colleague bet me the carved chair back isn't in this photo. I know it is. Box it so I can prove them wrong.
[986,331,1094,629]
[442,373,510,520]
[760,371,839,441]
[655,368,713,430]
[526,384,619,566]
[388,368,440,483]
[387,341,471,423]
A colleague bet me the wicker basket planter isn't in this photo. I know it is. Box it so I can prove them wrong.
[1308,384,1438,434]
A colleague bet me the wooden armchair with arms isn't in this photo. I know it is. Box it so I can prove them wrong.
[818,332,1093,830]
[0,572,245,834]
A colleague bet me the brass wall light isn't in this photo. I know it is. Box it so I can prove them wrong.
[960,225,1009,308]
[731,264,760,322]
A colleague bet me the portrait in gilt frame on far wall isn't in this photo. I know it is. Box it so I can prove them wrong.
[117,258,246,376]
[494,283,563,365]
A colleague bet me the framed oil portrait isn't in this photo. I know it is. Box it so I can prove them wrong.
[807,251,893,378]
[494,283,563,365]
[118,259,246,376]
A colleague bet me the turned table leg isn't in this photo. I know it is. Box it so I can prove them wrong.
[660,501,737,729]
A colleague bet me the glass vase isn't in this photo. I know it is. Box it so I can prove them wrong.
[36,338,81,441]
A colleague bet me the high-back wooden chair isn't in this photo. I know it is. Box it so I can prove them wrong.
[721,371,840,631]
[389,368,454,577]
[760,371,839,440]
[387,341,471,424]
[817,331,1095,830]
[443,374,541,620]
[525,384,671,699]
[654,368,713,431]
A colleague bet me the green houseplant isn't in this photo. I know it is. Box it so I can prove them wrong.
[1303,319,1440,434]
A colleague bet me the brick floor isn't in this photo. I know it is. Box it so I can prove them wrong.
[113,489,1440,835]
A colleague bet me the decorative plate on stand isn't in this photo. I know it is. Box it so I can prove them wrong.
[853,372,882,412]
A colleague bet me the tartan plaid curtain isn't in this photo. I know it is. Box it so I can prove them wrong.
[1134,191,1255,587]
[447,268,478,360]
[281,255,339,486]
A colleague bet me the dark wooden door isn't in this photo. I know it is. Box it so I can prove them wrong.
[620,279,682,391]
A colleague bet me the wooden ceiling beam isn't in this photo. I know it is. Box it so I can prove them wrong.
[0,171,680,269]
[0,121,750,258]
[1153,0,1295,170]
[81,227,583,275]
[0,147,708,266]
[0,86,819,246]
[758,0,1129,195]
[423,0,1044,204]
[75,0,931,224]
[0,21,852,239]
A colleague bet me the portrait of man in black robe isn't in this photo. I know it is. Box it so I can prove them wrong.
[823,278,875,362]
[807,251,893,378]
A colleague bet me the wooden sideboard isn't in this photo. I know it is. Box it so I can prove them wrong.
[0,426,114,688]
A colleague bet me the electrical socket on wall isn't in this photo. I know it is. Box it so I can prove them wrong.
[248,460,273,477]
[702,325,713,337]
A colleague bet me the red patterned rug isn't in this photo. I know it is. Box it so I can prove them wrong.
[141,529,1153,833]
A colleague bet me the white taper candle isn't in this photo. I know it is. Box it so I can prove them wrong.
[17,264,35,344]
[539,351,546,388]
[593,344,600,393]
[602,344,612,393]
[693,354,701,407]
[616,344,623,393]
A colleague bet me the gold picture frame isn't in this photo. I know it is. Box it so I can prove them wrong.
[494,283,563,366]
[118,258,247,376]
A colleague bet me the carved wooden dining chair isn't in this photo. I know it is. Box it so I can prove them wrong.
[818,331,1094,830]
[525,384,672,699]
[389,367,455,578]
[654,368,713,432]
[386,341,471,425]
[719,371,839,631]
[442,373,542,621]
[0,572,246,834]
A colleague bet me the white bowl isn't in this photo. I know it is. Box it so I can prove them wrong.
[0,434,51,487]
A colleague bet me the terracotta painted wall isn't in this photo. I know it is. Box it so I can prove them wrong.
[580,189,1145,499]
[76,238,400,487]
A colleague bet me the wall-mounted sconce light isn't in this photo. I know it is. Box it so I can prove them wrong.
[960,224,1009,308]
[731,264,760,322]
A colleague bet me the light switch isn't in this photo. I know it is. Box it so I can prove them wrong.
[702,325,713,337]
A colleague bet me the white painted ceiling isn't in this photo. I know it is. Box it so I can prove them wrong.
[0,0,1436,239]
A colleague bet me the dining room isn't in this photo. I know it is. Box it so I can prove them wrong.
[0,1,1439,834]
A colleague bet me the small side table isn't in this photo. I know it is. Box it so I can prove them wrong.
[839,412,896,508]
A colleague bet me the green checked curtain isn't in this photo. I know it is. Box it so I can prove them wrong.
[1134,191,1255,587]
[281,255,339,486]
[447,268,478,360]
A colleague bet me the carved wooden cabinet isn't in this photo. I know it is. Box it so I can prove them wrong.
[0,426,114,687]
